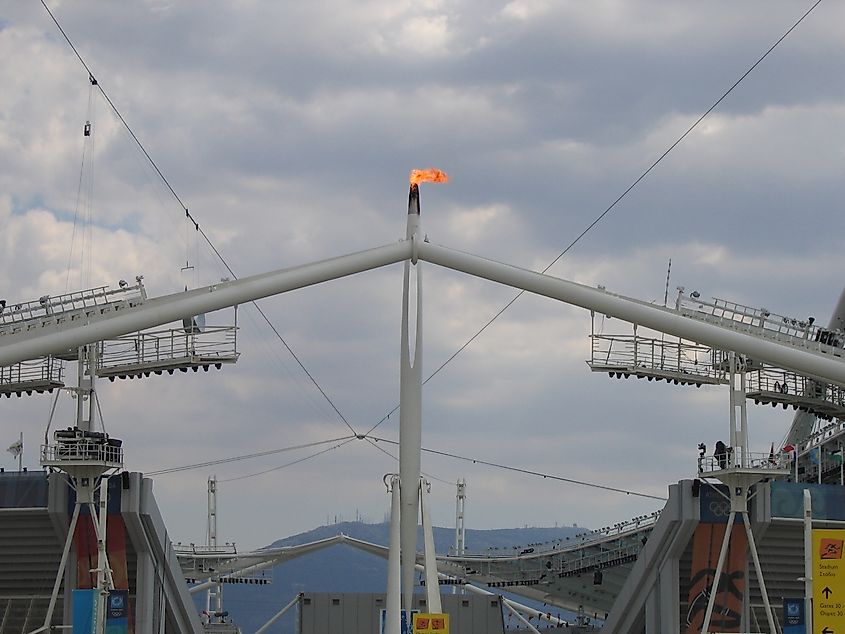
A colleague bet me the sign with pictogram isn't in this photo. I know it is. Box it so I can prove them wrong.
[813,529,845,633]
[412,613,449,634]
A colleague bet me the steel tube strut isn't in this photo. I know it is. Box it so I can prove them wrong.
[6,237,845,388]
[399,185,424,611]
[415,241,845,387]
[0,241,413,366]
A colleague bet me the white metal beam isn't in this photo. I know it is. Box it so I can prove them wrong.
[415,241,845,387]
[0,241,413,366]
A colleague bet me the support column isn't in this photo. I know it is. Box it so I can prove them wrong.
[742,511,776,634]
[420,479,442,613]
[399,184,423,612]
[700,511,736,634]
[804,489,813,634]
[386,476,402,634]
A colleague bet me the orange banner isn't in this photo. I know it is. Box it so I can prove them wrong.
[684,523,747,633]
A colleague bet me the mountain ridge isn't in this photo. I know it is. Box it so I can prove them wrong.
[214,521,585,632]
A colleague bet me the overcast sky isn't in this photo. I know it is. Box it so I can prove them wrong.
[2,0,844,551]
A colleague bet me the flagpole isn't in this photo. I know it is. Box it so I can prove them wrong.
[18,432,22,472]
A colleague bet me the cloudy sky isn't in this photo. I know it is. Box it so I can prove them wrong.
[1,0,844,550]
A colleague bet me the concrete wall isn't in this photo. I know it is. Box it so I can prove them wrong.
[299,592,505,634]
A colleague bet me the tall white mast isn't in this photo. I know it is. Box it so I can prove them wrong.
[454,479,466,557]
[398,182,424,612]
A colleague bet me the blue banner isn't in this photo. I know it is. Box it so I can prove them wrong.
[771,482,845,521]
[72,589,98,634]
[699,483,736,524]
[106,590,129,634]
[783,597,805,634]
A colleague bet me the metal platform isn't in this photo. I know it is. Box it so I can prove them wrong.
[96,324,239,380]
[0,280,146,334]
[40,439,123,470]
[676,289,845,357]
[0,357,64,396]
[745,366,845,420]
[176,543,274,585]
[589,310,845,419]
[588,332,725,386]
[697,450,792,478]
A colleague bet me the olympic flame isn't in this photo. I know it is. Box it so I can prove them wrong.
[409,168,449,186]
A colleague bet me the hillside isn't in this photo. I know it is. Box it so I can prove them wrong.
[212,521,585,633]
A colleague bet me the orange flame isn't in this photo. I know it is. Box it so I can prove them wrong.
[409,168,449,186]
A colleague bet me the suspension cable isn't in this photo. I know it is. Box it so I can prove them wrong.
[39,0,359,438]
[146,435,355,476]
[363,0,823,437]
[369,436,666,501]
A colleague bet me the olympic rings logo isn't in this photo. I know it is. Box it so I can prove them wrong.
[708,500,730,517]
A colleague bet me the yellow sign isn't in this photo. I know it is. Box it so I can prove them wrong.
[412,613,449,634]
[813,529,845,633]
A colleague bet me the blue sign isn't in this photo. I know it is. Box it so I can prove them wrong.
[72,589,98,634]
[699,483,741,524]
[106,589,129,634]
[783,597,805,634]
[771,482,845,521]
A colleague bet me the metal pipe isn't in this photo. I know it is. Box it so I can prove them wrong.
[386,476,402,634]
[700,511,736,634]
[415,241,845,387]
[504,600,542,634]
[255,593,302,634]
[0,241,413,366]
[420,479,442,613]
[400,185,423,611]
[36,503,81,634]
[742,511,777,634]
[804,489,813,634]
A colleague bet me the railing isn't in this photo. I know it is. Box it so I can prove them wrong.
[589,321,845,416]
[0,357,64,388]
[589,333,722,382]
[41,441,123,465]
[745,367,845,405]
[557,543,642,577]
[98,325,238,371]
[798,420,845,456]
[174,543,238,556]
[697,450,791,474]
[0,282,145,327]
[460,511,661,558]
[676,292,845,358]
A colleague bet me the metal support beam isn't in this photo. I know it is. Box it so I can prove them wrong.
[255,593,302,634]
[399,185,424,614]
[386,475,401,634]
[415,241,845,387]
[420,478,442,613]
[804,489,813,634]
[0,241,413,366]
[504,599,542,634]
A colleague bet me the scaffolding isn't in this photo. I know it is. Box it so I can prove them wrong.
[588,296,845,420]
[96,322,239,380]
[0,281,145,330]
[0,357,64,396]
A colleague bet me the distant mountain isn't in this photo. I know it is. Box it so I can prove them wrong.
[206,521,586,633]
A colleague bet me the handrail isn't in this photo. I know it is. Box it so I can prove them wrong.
[0,282,145,326]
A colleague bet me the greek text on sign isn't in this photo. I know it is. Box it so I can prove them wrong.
[813,528,845,633]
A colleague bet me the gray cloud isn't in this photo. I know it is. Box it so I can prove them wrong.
[1,1,842,548]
